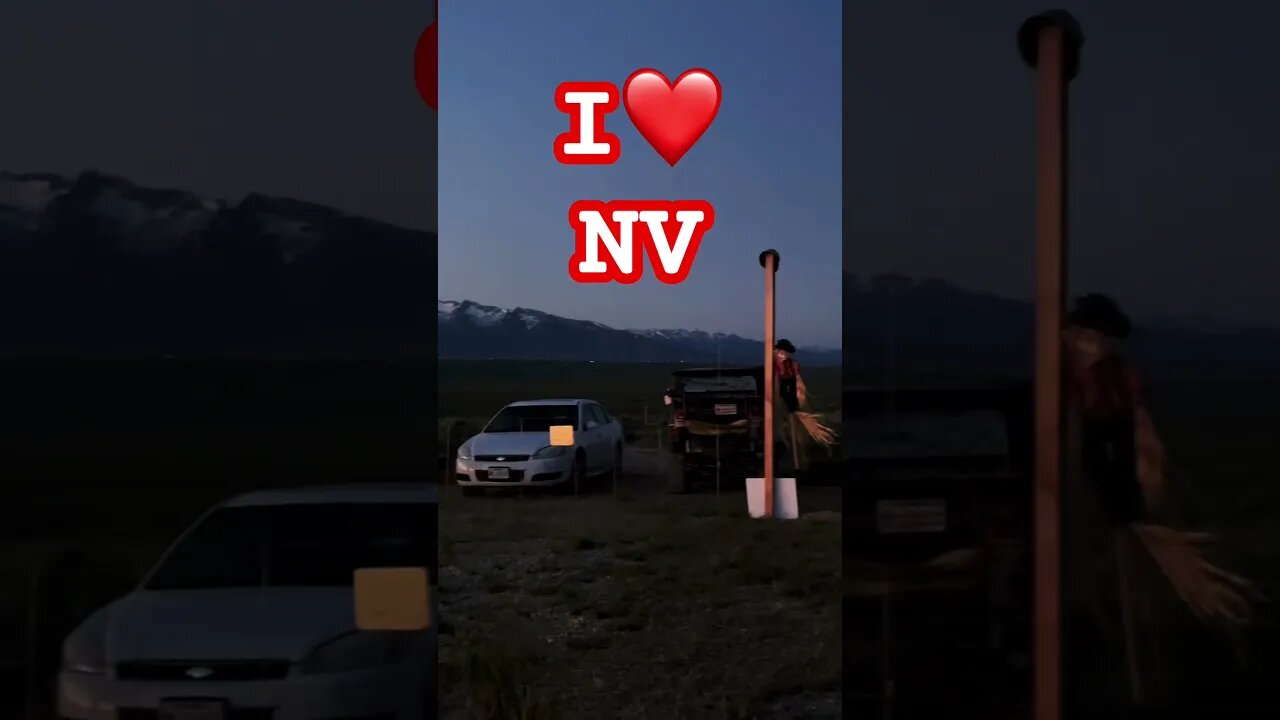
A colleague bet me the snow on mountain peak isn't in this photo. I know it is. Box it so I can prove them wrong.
[437,300,508,328]
[638,328,731,341]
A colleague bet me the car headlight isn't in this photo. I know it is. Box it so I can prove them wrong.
[456,444,472,461]
[61,629,107,675]
[532,445,568,459]
[299,631,418,674]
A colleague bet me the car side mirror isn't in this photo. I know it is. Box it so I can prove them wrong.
[586,420,599,429]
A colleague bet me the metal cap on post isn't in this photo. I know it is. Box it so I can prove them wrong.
[759,249,780,271]
[1019,9,1082,720]
[1017,10,1085,80]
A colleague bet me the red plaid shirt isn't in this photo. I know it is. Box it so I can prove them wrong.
[774,356,799,380]
[1069,353,1142,417]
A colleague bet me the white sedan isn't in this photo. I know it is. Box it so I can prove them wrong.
[455,398,624,493]
[57,484,438,720]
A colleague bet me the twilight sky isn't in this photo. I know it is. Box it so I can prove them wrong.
[438,0,843,347]
[848,0,1280,328]
[0,1,436,231]
[3,1,1275,347]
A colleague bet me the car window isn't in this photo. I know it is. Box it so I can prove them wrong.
[681,376,757,393]
[484,404,579,433]
[145,502,438,589]
[845,410,1010,459]
[587,404,606,426]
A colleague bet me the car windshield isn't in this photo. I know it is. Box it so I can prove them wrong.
[679,376,757,393]
[484,404,579,433]
[145,502,438,589]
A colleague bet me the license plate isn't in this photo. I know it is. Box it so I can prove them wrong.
[713,403,737,416]
[876,499,946,533]
[487,466,510,479]
[158,700,227,720]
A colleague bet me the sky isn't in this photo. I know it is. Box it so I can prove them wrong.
[848,0,1280,328]
[0,1,436,232]
[438,1,843,348]
[3,0,1274,346]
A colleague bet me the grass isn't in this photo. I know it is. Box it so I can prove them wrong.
[438,492,842,719]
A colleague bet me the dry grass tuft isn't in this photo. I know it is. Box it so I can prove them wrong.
[450,637,561,720]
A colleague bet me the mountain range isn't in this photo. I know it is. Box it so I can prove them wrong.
[437,300,841,365]
[5,170,1277,377]
[0,170,434,356]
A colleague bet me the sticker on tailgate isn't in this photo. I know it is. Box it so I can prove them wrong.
[876,499,946,533]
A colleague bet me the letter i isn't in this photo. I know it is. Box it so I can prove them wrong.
[553,82,621,165]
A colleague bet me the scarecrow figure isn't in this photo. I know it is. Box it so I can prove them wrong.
[1062,294,1149,717]
[773,339,805,413]
[773,339,805,471]
[771,339,835,470]
[1062,294,1256,717]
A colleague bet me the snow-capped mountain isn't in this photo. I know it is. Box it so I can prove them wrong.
[0,170,434,356]
[438,299,841,364]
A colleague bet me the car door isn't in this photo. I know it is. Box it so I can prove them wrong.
[576,402,597,471]
[598,405,622,466]
[583,404,609,473]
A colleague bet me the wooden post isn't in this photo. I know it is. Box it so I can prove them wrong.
[1018,10,1083,720]
[760,249,780,518]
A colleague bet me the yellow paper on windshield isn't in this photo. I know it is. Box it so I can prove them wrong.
[354,567,431,631]
[549,424,574,446]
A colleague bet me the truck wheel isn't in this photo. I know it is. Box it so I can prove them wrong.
[666,455,690,494]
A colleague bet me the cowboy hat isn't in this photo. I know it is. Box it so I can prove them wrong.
[1067,293,1131,339]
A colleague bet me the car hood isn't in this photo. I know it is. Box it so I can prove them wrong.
[467,432,561,456]
[99,588,358,662]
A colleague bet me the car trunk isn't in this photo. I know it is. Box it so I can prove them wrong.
[671,370,763,445]
[842,388,1032,566]
[683,388,759,431]
[846,461,1021,565]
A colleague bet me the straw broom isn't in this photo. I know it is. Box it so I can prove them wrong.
[1118,405,1261,700]
[781,377,838,451]
[794,411,837,449]
[1131,406,1260,627]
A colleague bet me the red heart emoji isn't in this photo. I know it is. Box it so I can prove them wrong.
[623,68,721,166]
[414,3,437,110]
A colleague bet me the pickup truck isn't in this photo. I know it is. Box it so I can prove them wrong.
[664,367,766,493]
[843,385,1034,713]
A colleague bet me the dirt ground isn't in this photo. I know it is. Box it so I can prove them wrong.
[438,445,843,720]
